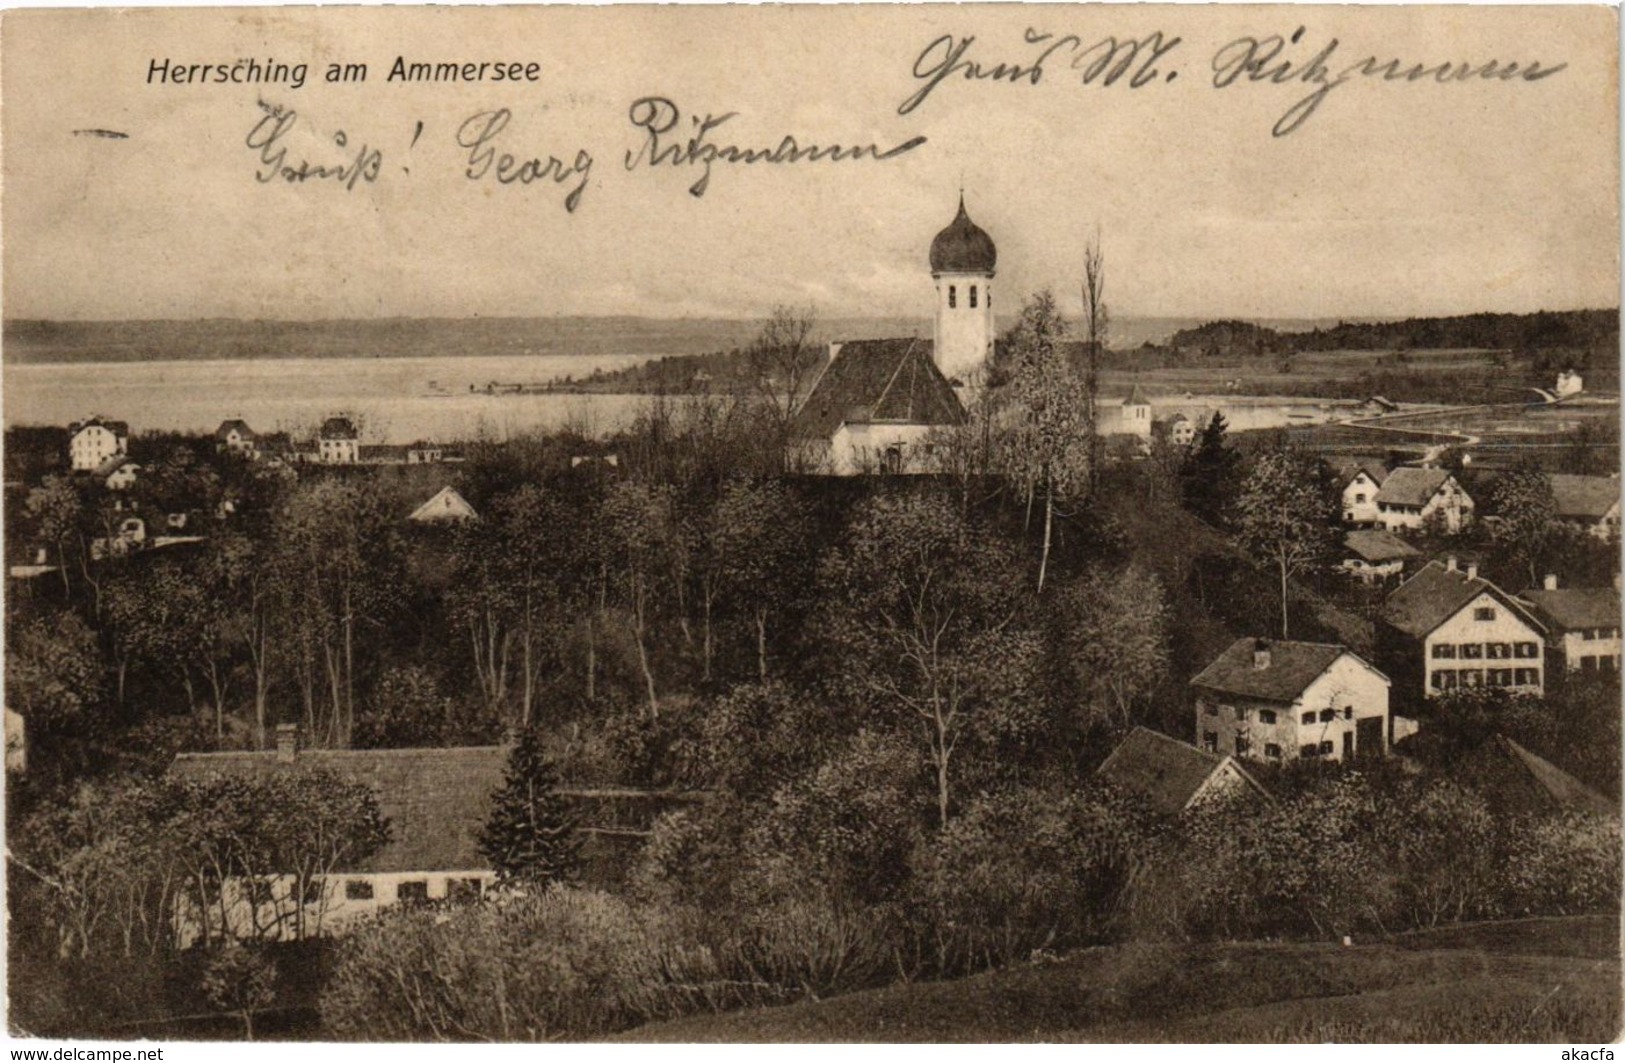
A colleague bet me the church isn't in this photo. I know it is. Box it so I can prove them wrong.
[789,196,996,475]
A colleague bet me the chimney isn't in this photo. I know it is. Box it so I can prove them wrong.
[1466,562,1479,580]
[1252,638,1272,671]
[1544,574,1559,591]
[1445,556,1458,573]
[275,723,299,764]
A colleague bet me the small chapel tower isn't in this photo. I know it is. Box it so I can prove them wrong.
[929,195,998,386]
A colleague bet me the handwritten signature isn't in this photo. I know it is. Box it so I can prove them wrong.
[1211,27,1569,136]
[245,101,382,189]
[625,96,926,198]
[899,30,1182,115]
[456,109,593,213]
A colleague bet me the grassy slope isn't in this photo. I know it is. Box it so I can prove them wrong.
[616,916,1620,1043]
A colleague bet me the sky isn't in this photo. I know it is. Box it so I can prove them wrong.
[2,4,1618,323]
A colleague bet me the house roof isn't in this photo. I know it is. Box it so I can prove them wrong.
[1462,735,1616,818]
[1382,561,1545,639]
[1096,726,1264,816]
[409,486,479,523]
[1124,383,1149,406]
[361,444,410,463]
[1375,466,1454,508]
[928,196,997,274]
[790,338,965,440]
[169,745,508,873]
[320,417,360,440]
[215,419,256,440]
[94,454,138,479]
[1517,587,1620,633]
[1548,474,1620,520]
[1331,457,1388,489]
[69,416,129,438]
[1189,638,1378,704]
[1344,529,1421,564]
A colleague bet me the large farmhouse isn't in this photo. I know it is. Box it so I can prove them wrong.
[1378,558,1546,703]
[68,416,129,472]
[1375,466,1474,534]
[1190,638,1393,763]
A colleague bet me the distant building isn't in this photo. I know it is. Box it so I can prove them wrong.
[68,416,129,472]
[1375,466,1474,534]
[1162,412,1196,447]
[215,419,259,458]
[1095,726,1268,816]
[318,417,361,464]
[409,486,479,523]
[790,338,964,475]
[1555,369,1584,398]
[1341,528,1421,583]
[1517,576,1621,675]
[1191,638,1393,763]
[928,195,998,386]
[98,456,141,491]
[1378,558,1546,701]
[1548,474,1620,542]
[1332,460,1388,526]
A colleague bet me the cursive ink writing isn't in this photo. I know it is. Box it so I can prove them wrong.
[1212,27,1569,136]
[245,101,382,190]
[899,29,1182,115]
[456,109,592,213]
[625,96,927,198]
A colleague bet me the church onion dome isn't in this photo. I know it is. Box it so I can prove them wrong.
[929,196,997,275]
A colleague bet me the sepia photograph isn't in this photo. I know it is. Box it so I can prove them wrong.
[0,2,1620,1045]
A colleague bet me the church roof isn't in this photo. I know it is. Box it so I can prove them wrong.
[791,338,965,440]
[929,197,997,275]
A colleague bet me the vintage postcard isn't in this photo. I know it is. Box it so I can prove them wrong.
[1,3,1619,1046]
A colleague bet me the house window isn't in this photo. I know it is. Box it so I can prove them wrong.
[1603,656,1619,672]
[345,879,374,901]
[1515,668,1540,685]
[1265,743,1282,759]
[969,285,978,309]
[1460,643,1484,660]
[1486,642,1511,659]
[1234,736,1250,757]
[397,880,430,907]
[1474,607,1496,622]
[1343,707,1354,720]
[1488,668,1514,686]
[1432,644,1457,659]
[1234,706,1248,722]
[882,446,903,475]
[1355,493,1366,503]
[1201,732,1218,753]
[1319,740,1334,756]
[1432,670,1459,690]
[1301,711,1314,725]
[948,285,957,309]
[1515,642,1539,658]
[1319,709,1336,723]
[1300,744,1320,758]
[1259,709,1276,724]
[1461,670,1484,688]
[1581,656,1598,671]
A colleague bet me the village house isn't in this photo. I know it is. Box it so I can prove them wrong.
[409,486,479,523]
[1555,369,1584,399]
[407,441,462,464]
[1190,638,1395,763]
[1161,412,1196,447]
[1548,474,1620,542]
[1096,726,1268,815]
[1374,466,1474,534]
[318,417,362,464]
[97,456,142,491]
[1341,528,1421,583]
[1096,384,1154,445]
[1378,558,1547,702]
[1333,460,1388,526]
[215,419,259,458]
[67,416,129,472]
[1517,576,1621,675]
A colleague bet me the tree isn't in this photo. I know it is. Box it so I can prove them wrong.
[478,728,580,889]
[6,608,104,741]
[822,493,1040,827]
[1487,463,1560,586]
[705,478,810,681]
[1060,563,1170,731]
[201,942,277,1040]
[601,481,675,718]
[1234,449,1340,639]
[24,474,83,597]
[746,304,821,469]
[992,290,1093,593]
[1080,230,1108,490]
[1180,412,1242,527]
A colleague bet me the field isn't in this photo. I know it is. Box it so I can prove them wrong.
[617,916,1620,1043]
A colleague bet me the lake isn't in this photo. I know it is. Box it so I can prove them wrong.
[3,354,667,442]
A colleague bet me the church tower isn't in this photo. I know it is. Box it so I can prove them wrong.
[929,195,998,386]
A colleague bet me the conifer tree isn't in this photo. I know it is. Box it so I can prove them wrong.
[478,728,580,888]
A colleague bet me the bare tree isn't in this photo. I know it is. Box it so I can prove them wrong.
[1081,230,1108,489]
[746,304,821,468]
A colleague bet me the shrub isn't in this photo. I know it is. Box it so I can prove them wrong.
[1496,812,1621,916]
